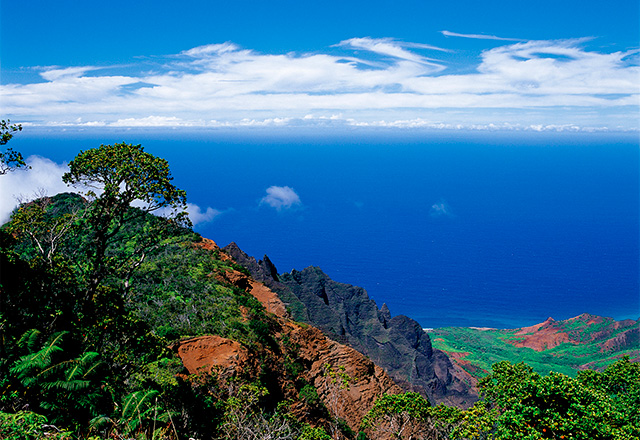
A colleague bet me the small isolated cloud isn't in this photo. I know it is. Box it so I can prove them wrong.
[430,201,454,218]
[260,186,301,211]
[186,203,221,225]
[0,156,71,224]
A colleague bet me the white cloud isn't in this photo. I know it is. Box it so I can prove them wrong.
[338,38,446,71]
[430,201,454,218]
[39,66,99,81]
[0,156,221,229]
[440,30,522,41]
[186,203,221,225]
[260,186,302,211]
[0,156,71,224]
[181,42,240,57]
[110,116,194,127]
[1,37,638,130]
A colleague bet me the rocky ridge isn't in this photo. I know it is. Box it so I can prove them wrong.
[223,242,478,408]
[176,239,403,433]
[507,313,640,353]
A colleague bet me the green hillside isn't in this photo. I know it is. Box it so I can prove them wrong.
[1,138,639,440]
[429,315,639,379]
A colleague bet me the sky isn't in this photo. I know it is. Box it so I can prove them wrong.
[1,0,639,131]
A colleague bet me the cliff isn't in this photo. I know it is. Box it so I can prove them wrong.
[223,242,478,408]
[177,239,403,433]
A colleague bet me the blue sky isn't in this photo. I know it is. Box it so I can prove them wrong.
[1,0,639,131]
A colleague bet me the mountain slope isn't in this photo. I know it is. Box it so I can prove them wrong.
[224,243,478,408]
[178,239,404,432]
[1,193,404,438]
[429,313,640,379]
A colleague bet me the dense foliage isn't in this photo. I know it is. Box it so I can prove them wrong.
[0,143,312,439]
[1,141,638,439]
[359,358,640,439]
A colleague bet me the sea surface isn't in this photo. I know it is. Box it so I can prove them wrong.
[10,128,640,328]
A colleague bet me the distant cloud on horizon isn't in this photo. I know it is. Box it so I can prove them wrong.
[260,186,302,211]
[1,36,638,131]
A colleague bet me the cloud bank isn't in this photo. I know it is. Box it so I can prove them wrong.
[260,186,302,211]
[0,156,71,224]
[1,36,638,130]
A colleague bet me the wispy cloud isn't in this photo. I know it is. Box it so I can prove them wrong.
[260,186,302,211]
[338,37,447,70]
[440,30,523,41]
[39,66,101,81]
[1,37,638,130]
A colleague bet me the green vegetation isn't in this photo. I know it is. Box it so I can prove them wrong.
[0,142,330,439]
[0,119,26,175]
[429,320,639,379]
[360,357,640,439]
[1,138,638,439]
[361,392,433,439]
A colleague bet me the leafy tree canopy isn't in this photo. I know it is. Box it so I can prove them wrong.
[0,119,26,174]
[61,143,191,297]
[362,392,432,439]
[62,142,189,225]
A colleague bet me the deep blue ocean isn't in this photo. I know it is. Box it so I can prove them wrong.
[11,129,640,328]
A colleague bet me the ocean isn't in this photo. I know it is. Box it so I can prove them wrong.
[9,128,640,328]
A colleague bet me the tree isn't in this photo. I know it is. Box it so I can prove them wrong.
[220,384,299,440]
[7,193,85,267]
[0,119,26,174]
[61,142,191,300]
[476,360,639,440]
[321,364,353,439]
[362,392,433,440]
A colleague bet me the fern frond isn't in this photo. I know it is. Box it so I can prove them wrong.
[17,328,41,351]
[90,414,114,430]
[46,331,68,351]
[64,362,83,381]
[43,379,90,391]
[10,343,63,376]
[122,390,159,419]
[77,351,101,377]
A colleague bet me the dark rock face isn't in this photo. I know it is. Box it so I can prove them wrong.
[224,242,478,408]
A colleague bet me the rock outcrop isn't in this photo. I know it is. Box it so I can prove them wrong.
[224,242,478,408]
[506,313,640,354]
[176,239,404,434]
[178,335,250,376]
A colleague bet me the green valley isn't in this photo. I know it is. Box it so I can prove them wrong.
[429,314,639,379]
